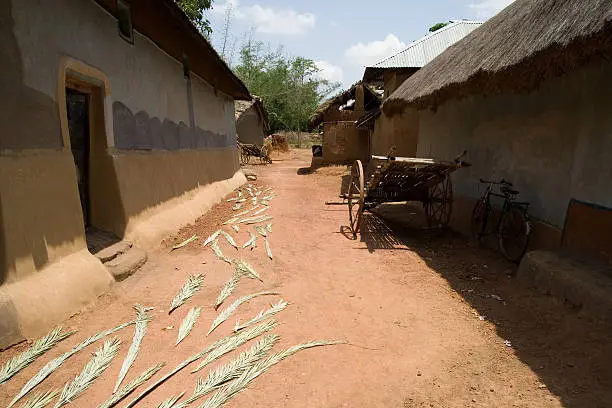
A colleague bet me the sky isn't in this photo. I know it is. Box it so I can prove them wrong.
[206,0,515,89]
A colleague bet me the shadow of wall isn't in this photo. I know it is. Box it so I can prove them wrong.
[0,1,87,283]
[89,101,239,238]
[356,205,612,407]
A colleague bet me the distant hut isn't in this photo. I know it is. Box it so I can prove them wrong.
[359,20,482,157]
[235,97,269,146]
[308,82,381,164]
[383,0,612,259]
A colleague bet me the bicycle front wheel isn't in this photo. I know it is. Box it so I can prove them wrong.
[498,206,531,262]
[470,197,487,242]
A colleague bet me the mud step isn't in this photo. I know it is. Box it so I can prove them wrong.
[94,240,133,263]
[517,250,612,318]
[104,247,148,281]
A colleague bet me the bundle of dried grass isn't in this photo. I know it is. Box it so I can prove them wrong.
[251,207,268,216]
[113,305,152,393]
[255,226,267,237]
[99,363,165,408]
[241,215,273,225]
[215,274,240,310]
[169,274,205,314]
[124,320,276,408]
[203,230,221,247]
[176,308,202,346]
[220,231,238,249]
[199,340,343,408]
[234,300,288,332]
[8,321,134,408]
[174,335,279,408]
[210,239,232,264]
[207,292,278,336]
[232,260,262,282]
[264,238,273,260]
[54,338,121,408]
[194,320,278,373]
[155,393,184,408]
[172,235,198,250]
[0,327,75,385]
[241,232,256,249]
[18,389,59,408]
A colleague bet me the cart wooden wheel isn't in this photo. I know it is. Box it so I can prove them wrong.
[240,149,250,165]
[425,175,453,228]
[347,160,365,236]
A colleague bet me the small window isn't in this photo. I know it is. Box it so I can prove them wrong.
[117,0,134,44]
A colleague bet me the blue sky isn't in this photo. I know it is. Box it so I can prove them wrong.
[206,0,514,88]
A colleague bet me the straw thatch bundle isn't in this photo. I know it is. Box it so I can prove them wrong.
[383,0,612,114]
[308,82,381,129]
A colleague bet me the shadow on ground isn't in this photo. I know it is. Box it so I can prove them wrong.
[344,203,612,407]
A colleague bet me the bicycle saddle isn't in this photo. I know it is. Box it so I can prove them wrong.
[501,186,519,196]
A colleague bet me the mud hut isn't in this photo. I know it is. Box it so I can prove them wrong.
[308,82,381,164]
[235,97,269,146]
[383,0,612,258]
[0,0,250,347]
[360,20,482,157]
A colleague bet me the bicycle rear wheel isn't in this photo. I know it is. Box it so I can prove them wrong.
[498,206,530,262]
[470,197,487,242]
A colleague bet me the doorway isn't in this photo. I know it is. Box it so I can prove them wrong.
[66,88,91,227]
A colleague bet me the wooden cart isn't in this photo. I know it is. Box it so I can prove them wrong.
[343,153,470,235]
[238,142,272,165]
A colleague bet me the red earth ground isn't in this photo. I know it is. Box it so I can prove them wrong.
[1,149,611,408]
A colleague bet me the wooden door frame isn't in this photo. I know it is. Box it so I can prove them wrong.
[58,58,114,230]
[58,57,114,151]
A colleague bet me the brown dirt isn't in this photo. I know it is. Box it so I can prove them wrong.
[1,149,611,408]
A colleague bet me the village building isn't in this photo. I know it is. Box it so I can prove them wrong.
[359,21,482,157]
[0,0,251,347]
[235,97,269,146]
[308,82,381,164]
[383,0,612,262]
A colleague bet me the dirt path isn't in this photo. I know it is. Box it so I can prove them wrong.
[1,150,610,408]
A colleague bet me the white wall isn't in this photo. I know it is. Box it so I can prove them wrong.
[415,58,612,229]
[10,0,236,141]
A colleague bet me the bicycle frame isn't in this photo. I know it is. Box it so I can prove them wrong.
[477,182,527,238]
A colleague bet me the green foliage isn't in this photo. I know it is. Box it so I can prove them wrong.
[233,41,341,133]
[429,22,450,32]
[175,0,214,36]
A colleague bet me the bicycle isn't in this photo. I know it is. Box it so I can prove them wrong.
[471,178,531,262]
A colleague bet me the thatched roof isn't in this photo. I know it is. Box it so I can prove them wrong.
[235,97,270,132]
[363,20,482,83]
[383,0,612,115]
[308,82,381,129]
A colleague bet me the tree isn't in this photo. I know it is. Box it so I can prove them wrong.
[233,40,340,134]
[429,22,449,32]
[175,0,214,36]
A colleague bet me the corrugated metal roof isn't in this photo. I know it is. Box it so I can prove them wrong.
[372,21,483,69]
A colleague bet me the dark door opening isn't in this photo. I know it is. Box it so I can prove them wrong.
[66,88,91,228]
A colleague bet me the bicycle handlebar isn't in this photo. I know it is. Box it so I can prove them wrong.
[479,178,513,186]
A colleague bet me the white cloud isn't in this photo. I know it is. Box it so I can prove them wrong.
[344,34,406,68]
[469,0,515,19]
[212,1,316,35]
[314,61,344,83]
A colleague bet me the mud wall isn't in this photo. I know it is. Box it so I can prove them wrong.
[322,122,370,164]
[414,58,612,254]
[0,0,240,283]
[371,109,419,157]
